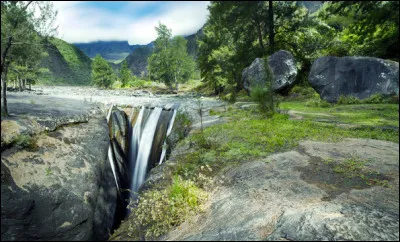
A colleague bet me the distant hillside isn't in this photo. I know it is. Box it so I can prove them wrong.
[72,26,204,78]
[39,37,92,85]
[118,27,204,77]
[74,41,144,62]
[123,46,153,77]
[185,26,204,58]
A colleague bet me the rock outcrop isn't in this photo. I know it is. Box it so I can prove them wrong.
[162,138,399,241]
[309,56,399,103]
[243,50,297,94]
[1,111,117,241]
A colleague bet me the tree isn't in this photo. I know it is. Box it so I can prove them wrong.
[147,23,194,90]
[119,59,132,87]
[1,1,57,115]
[321,1,399,60]
[91,54,115,88]
[170,36,195,89]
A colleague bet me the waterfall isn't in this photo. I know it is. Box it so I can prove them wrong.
[106,104,121,194]
[130,107,163,193]
[107,104,178,203]
[158,109,177,165]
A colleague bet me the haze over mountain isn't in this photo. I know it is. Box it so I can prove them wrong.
[73,41,154,63]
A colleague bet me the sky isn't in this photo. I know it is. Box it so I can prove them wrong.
[51,1,210,45]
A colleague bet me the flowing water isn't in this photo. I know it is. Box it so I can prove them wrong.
[130,107,163,193]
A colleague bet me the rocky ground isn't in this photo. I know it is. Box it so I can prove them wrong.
[162,139,399,241]
[1,86,399,241]
[0,86,227,241]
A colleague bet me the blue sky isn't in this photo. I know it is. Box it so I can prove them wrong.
[51,1,210,44]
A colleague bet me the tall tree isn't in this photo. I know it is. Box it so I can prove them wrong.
[91,54,115,88]
[147,23,194,90]
[1,1,57,115]
[119,59,132,87]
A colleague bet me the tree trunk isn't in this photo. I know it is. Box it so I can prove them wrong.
[1,62,10,115]
[255,20,265,53]
[13,79,16,89]
[18,76,22,92]
[268,0,275,54]
[1,37,12,75]
[29,79,31,90]
[23,79,26,91]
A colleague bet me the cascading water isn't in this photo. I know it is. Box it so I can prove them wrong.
[107,104,178,215]
[130,107,163,193]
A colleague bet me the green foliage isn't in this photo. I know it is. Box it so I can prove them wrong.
[305,93,332,108]
[148,23,195,89]
[337,94,399,105]
[45,167,52,176]
[128,175,208,240]
[14,134,37,151]
[197,1,399,96]
[321,1,399,60]
[250,59,276,116]
[91,54,115,88]
[127,78,149,88]
[337,95,361,105]
[251,86,275,116]
[173,110,192,141]
[119,59,131,87]
[38,37,92,85]
[289,85,319,99]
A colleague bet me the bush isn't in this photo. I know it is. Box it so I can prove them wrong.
[337,94,399,105]
[362,94,399,104]
[337,95,361,105]
[305,93,332,108]
[14,134,38,150]
[127,78,149,88]
[128,175,208,240]
[289,85,318,99]
[221,84,236,103]
[251,86,275,116]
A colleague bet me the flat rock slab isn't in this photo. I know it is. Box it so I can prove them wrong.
[163,138,399,241]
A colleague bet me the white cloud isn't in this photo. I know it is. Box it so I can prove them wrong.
[52,1,210,44]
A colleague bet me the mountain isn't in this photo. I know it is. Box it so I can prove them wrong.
[72,26,204,78]
[185,26,204,59]
[73,41,144,63]
[119,27,204,77]
[39,37,92,85]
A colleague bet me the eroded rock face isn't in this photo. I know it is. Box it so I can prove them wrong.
[309,56,399,103]
[243,50,297,94]
[1,114,117,241]
[162,138,399,241]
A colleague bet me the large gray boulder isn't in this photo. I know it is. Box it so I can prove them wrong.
[1,112,117,241]
[309,56,399,103]
[243,50,297,94]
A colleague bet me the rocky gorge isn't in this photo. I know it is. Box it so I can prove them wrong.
[2,47,400,241]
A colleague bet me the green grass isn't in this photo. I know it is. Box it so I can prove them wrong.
[127,175,208,240]
[113,99,398,240]
[172,104,398,183]
[280,101,399,127]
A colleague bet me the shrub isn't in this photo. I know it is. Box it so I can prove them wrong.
[14,134,38,150]
[221,84,237,103]
[305,93,332,108]
[129,175,208,240]
[362,94,399,104]
[251,86,275,116]
[337,95,361,105]
[289,85,318,99]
